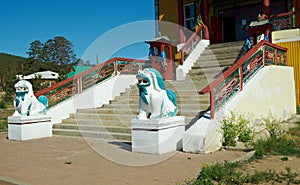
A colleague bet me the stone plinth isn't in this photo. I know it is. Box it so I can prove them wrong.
[8,116,52,141]
[183,117,222,154]
[131,116,185,155]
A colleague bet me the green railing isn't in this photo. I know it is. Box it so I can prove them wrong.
[35,57,147,108]
[199,41,287,119]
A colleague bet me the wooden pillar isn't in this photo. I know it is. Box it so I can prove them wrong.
[296,0,300,28]
[178,0,184,43]
[262,0,271,19]
[168,45,173,62]
[201,0,209,26]
[166,45,174,80]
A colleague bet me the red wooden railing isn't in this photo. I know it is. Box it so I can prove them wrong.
[199,40,287,119]
[270,12,295,30]
[178,25,209,64]
[35,57,147,108]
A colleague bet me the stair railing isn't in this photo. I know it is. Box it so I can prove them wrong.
[178,25,209,64]
[199,40,287,119]
[270,12,295,31]
[35,57,147,108]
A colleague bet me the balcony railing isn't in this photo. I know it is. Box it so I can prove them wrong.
[270,12,295,31]
[199,40,287,119]
[35,57,147,108]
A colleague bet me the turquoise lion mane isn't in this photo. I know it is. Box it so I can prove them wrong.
[38,95,49,111]
[146,68,177,107]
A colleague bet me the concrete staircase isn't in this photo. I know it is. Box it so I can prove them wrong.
[53,41,244,141]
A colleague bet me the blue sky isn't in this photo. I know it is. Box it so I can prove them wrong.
[0,0,156,64]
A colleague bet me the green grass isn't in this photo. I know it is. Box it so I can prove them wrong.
[0,99,6,109]
[180,122,300,185]
[251,137,300,160]
[181,163,300,185]
[297,106,300,114]
[0,118,8,132]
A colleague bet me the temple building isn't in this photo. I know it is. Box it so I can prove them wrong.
[155,0,299,43]
[155,0,300,106]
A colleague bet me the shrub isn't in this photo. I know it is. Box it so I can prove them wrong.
[251,120,300,159]
[181,161,300,185]
[261,116,286,139]
[181,123,300,185]
[0,118,8,132]
[220,112,254,147]
[0,99,6,109]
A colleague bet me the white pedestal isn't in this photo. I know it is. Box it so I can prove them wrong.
[131,116,185,155]
[183,118,222,154]
[8,116,52,141]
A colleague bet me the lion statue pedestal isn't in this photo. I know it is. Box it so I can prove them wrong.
[8,80,52,141]
[131,117,185,154]
[131,68,185,154]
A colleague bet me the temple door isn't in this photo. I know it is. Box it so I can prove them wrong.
[211,17,222,44]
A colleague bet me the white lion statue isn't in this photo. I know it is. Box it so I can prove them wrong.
[12,80,48,117]
[136,68,178,119]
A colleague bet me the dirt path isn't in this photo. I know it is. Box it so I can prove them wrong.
[0,133,248,185]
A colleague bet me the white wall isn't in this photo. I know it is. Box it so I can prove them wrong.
[47,75,137,124]
[176,40,210,80]
[183,65,297,154]
[216,66,297,121]
[272,28,300,43]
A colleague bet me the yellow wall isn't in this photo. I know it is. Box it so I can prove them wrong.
[276,41,300,106]
[158,0,179,42]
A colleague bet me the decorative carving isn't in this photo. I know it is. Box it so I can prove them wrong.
[136,68,178,119]
[12,80,48,117]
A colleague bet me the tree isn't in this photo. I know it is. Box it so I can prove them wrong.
[25,36,77,78]
[27,40,45,62]
[44,36,76,66]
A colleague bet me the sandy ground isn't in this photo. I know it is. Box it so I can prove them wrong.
[242,155,300,184]
[0,133,249,185]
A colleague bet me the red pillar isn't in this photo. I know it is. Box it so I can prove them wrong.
[296,0,300,28]
[178,0,184,43]
[262,0,271,19]
[165,45,174,80]
[200,0,209,27]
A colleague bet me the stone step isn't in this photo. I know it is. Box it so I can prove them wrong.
[199,55,239,61]
[60,118,130,127]
[53,129,131,141]
[104,103,209,110]
[60,115,199,127]
[70,108,206,118]
[113,90,210,98]
[191,59,236,69]
[55,41,243,140]
[69,113,136,121]
[201,48,242,56]
[77,108,138,115]
[165,84,208,91]
[110,98,209,104]
[165,80,206,86]
[185,73,218,81]
[207,41,244,49]
[53,124,131,134]
[188,66,228,76]
[120,85,207,95]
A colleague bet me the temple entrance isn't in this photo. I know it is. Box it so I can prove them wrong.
[211,17,222,44]
[223,16,236,42]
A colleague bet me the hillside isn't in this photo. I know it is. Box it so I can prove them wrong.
[0,53,27,92]
[0,52,27,74]
[0,52,27,63]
